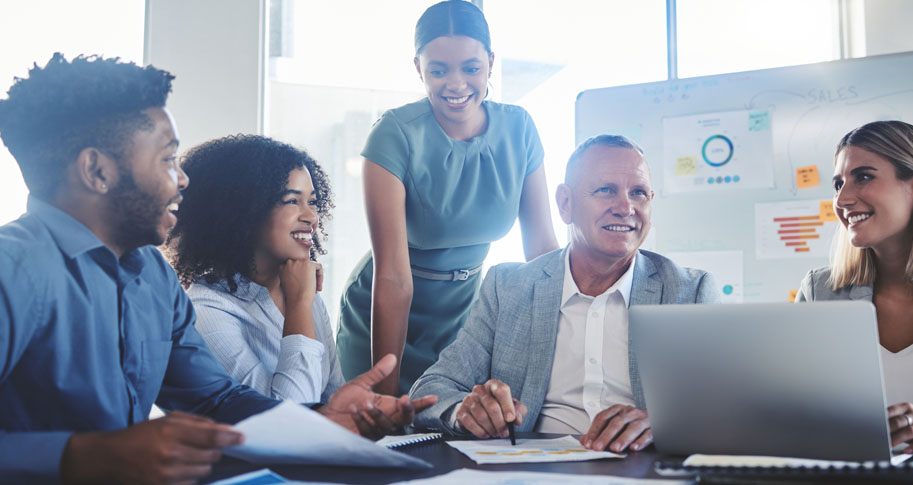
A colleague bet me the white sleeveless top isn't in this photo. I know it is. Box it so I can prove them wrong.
[881,345,913,405]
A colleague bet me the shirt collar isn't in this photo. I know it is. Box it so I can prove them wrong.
[217,274,267,302]
[27,196,106,258]
[561,248,636,308]
[27,196,148,277]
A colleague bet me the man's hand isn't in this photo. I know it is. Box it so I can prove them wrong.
[580,404,652,453]
[456,379,527,439]
[60,411,242,485]
[888,402,913,454]
[319,354,437,439]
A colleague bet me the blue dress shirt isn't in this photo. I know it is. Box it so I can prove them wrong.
[0,197,279,482]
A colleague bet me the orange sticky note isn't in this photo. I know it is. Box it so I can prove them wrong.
[819,200,838,222]
[796,165,820,189]
[789,289,799,302]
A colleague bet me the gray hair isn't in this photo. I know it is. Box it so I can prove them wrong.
[565,134,644,185]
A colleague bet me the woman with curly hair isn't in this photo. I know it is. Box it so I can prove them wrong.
[167,134,344,403]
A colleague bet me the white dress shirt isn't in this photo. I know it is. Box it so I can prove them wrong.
[535,250,637,434]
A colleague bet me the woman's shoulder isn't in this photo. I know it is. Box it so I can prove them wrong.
[380,98,434,126]
[187,276,256,306]
[798,265,867,301]
[802,265,834,283]
[484,100,532,121]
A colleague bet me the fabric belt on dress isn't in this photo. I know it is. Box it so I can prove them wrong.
[411,264,483,281]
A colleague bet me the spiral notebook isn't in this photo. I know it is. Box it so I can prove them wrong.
[376,432,442,449]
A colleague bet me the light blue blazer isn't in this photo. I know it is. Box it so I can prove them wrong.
[410,247,719,434]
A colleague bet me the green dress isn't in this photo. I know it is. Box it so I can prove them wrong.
[336,98,544,395]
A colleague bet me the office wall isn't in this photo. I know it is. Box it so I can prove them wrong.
[145,0,265,152]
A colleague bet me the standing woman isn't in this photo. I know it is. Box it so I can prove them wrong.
[337,0,559,396]
[796,120,913,453]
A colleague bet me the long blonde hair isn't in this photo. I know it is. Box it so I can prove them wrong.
[828,120,913,290]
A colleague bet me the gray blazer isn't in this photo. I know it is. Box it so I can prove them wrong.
[795,266,873,302]
[410,247,719,434]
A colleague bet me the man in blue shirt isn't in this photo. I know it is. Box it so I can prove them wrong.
[0,54,435,483]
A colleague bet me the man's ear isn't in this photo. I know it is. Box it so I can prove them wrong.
[555,183,573,225]
[74,147,118,194]
[414,57,422,80]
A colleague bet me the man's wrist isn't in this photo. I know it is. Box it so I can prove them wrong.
[60,431,110,484]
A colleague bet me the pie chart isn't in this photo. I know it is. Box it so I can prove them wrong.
[702,134,734,167]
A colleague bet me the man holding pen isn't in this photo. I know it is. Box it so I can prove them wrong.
[411,135,718,453]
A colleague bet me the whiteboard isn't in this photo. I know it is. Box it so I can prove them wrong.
[575,52,913,302]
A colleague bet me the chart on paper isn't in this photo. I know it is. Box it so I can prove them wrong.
[662,108,775,194]
[755,199,839,259]
[446,436,623,465]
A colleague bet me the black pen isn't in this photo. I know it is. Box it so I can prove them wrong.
[508,421,516,446]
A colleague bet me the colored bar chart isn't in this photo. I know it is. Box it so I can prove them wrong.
[755,200,839,259]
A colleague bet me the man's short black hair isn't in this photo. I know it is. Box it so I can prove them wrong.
[0,53,174,198]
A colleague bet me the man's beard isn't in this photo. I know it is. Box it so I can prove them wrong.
[108,170,168,252]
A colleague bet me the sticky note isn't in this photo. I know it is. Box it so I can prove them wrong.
[819,200,838,222]
[748,110,771,132]
[676,156,697,176]
[789,289,798,302]
[796,165,820,189]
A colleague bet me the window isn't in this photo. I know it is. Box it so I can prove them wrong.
[0,1,145,225]
[267,1,438,323]
[482,0,668,264]
[676,0,840,78]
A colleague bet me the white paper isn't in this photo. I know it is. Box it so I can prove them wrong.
[662,108,775,194]
[446,436,624,465]
[666,250,743,303]
[684,453,912,468]
[755,199,838,259]
[393,468,690,484]
[225,401,431,469]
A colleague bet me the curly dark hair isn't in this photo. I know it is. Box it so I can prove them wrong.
[0,53,174,198]
[167,134,334,292]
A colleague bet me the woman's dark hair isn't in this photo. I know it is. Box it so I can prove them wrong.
[415,0,491,54]
[167,134,334,292]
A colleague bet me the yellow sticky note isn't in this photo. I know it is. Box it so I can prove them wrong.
[796,165,820,189]
[676,156,697,176]
[789,289,798,302]
[819,200,838,222]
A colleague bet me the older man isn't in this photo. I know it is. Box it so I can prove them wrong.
[410,134,718,453]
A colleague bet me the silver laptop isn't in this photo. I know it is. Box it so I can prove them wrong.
[630,301,892,462]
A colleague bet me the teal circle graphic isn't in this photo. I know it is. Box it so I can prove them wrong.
[702,135,734,167]
[722,284,733,295]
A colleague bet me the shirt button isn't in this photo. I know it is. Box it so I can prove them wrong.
[589,358,597,364]
[591,312,599,317]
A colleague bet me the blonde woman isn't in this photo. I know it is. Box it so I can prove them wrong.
[796,120,913,453]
